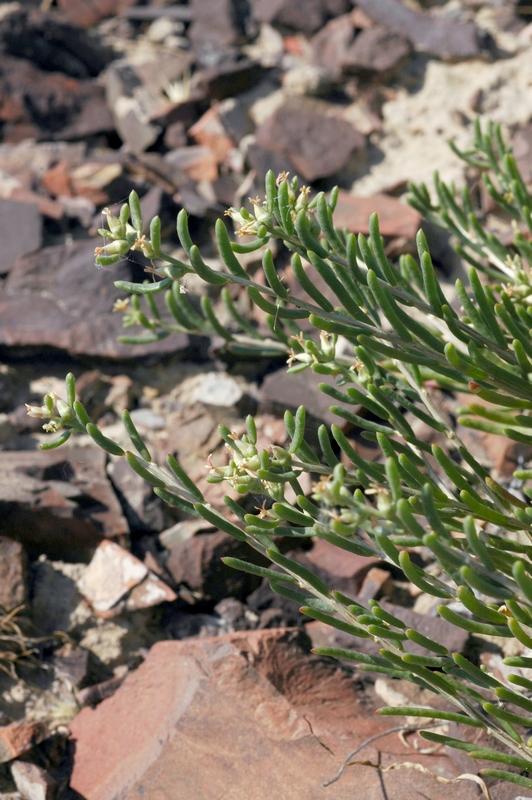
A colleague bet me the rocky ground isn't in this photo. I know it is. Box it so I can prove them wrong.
[1,1,532,798]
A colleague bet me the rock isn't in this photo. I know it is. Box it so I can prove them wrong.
[255,99,366,182]
[356,566,394,604]
[0,240,187,359]
[165,531,264,602]
[77,668,129,708]
[343,26,411,77]
[380,600,470,656]
[68,630,478,800]
[311,14,355,78]
[0,720,48,764]
[56,0,137,28]
[189,0,251,65]
[251,0,327,37]
[0,198,41,275]
[107,459,167,534]
[259,367,344,431]
[201,60,265,102]
[0,537,26,613]
[42,161,123,206]
[306,539,381,596]
[164,146,219,183]
[354,0,482,61]
[332,191,421,239]
[78,540,176,618]
[189,106,236,164]
[0,448,129,560]
[53,644,90,686]
[0,54,112,142]
[10,761,57,800]
[282,65,331,97]
[0,7,112,78]
[31,559,89,636]
[189,371,247,409]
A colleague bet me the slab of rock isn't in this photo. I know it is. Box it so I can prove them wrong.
[0,7,111,78]
[0,537,26,612]
[252,0,328,37]
[69,629,478,800]
[189,105,236,164]
[354,0,482,61]
[190,0,251,64]
[0,197,41,275]
[0,720,48,764]
[107,458,167,534]
[0,448,128,560]
[255,99,366,182]
[343,26,411,77]
[311,14,355,78]
[11,760,57,800]
[56,0,137,28]
[332,190,421,239]
[164,146,219,183]
[165,531,265,602]
[78,540,176,617]
[306,539,381,595]
[0,240,186,359]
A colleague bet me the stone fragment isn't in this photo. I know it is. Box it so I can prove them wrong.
[0,537,26,612]
[77,668,129,708]
[255,100,365,181]
[252,0,327,37]
[343,26,411,77]
[306,539,380,596]
[332,190,421,239]
[259,367,343,430]
[42,161,123,206]
[201,60,265,102]
[53,644,89,686]
[57,0,137,28]
[282,65,331,97]
[0,7,111,78]
[124,572,177,612]
[0,197,40,275]
[357,566,393,604]
[354,0,481,61]
[189,106,236,163]
[380,601,470,656]
[164,146,218,183]
[165,531,264,602]
[0,240,186,359]
[107,459,167,534]
[189,0,251,64]
[68,630,478,800]
[0,720,48,764]
[0,448,128,560]
[10,760,57,800]
[311,14,355,77]
[31,560,89,635]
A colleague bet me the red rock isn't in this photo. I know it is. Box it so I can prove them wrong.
[69,630,478,800]
[356,566,393,604]
[252,0,327,37]
[164,146,218,183]
[255,99,366,182]
[0,537,26,612]
[306,538,380,593]
[10,760,57,800]
[165,531,264,602]
[333,190,421,239]
[0,720,48,764]
[189,106,235,164]
[190,0,250,61]
[311,14,355,78]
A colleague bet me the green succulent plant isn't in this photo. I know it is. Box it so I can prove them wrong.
[29,121,532,793]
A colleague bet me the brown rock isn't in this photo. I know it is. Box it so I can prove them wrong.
[107,458,167,534]
[0,240,186,359]
[165,531,264,602]
[0,720,48,764]
[255,99,366,182]
[343,26,411,77]
[380,601,470,656]
[10,760,57,800]
[0,197,41,275]
[259,367,348,431]
[57,0,137,28]
[69,630,478,800]
[252,0,327,37]
[354,0,481,61]
[0,448,129,560]
[333,190,421,239]
[164,146,219,183]
[190,0,251,62]
[306,539,381,595]
[189,106,236,164]
[311,14,355,78]
[0,537,26,612]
